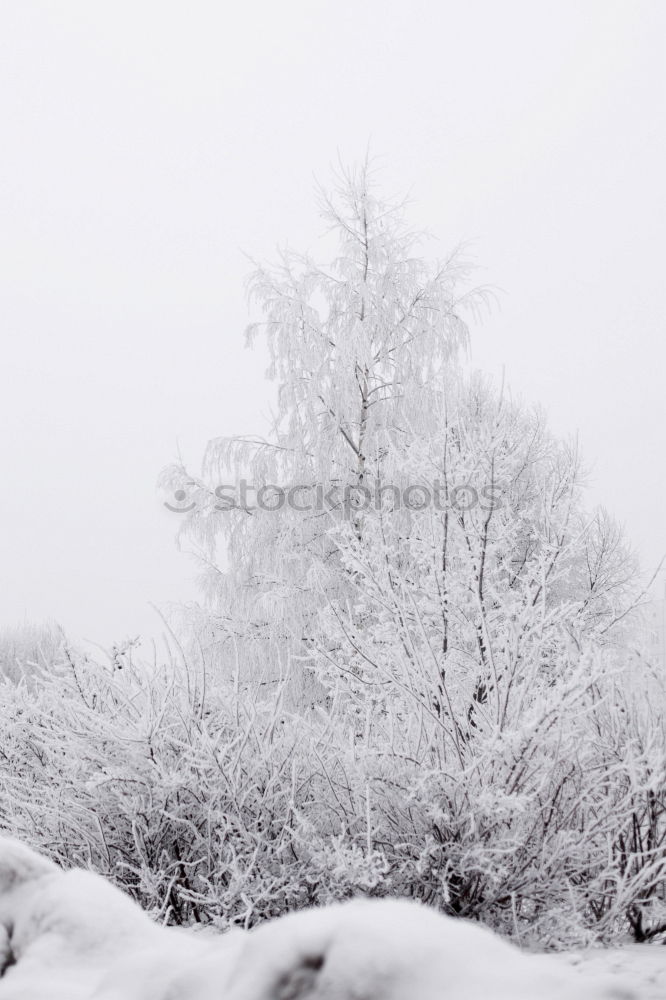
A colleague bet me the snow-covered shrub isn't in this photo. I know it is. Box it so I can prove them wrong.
[581,672,666,943]
[1,633,664,946]
[0,641,315,927]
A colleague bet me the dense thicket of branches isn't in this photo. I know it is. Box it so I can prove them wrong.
[0,637,665,946]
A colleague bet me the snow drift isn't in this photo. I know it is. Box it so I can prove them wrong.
[0,836,633,999]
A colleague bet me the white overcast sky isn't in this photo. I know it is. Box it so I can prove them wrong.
[1,1,665,646]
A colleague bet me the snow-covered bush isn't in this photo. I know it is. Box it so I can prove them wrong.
[0,641,313,927]
[0,633,664,946]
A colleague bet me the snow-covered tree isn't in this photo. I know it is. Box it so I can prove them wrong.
[156,162,662,937]
[162,162,637,710]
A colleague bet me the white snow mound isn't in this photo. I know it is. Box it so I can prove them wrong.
[0,836,640,999]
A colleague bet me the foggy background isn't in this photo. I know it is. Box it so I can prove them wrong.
[1,0,664,645]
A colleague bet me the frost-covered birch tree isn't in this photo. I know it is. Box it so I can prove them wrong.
[157,163,666,937]
[162,162,637,708]
[162,162,487,692]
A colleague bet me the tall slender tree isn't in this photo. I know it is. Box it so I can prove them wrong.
[162,161,636,717]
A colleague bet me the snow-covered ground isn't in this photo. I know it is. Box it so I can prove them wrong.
[3,833,666,999]
[547,945,666,1000]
